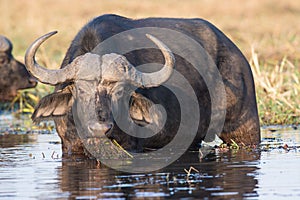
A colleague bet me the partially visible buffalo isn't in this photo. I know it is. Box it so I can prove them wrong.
[25,14,260,157]
[0,35,37,101]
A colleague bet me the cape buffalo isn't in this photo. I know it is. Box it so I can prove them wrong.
[25,14,260,157]
[0,35,37,101]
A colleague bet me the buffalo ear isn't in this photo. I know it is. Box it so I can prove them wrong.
[129,92,154,125]
[32,85,74,123]
[130,92,166,128]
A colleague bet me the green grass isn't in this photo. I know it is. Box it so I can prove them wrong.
[8,84,54,114]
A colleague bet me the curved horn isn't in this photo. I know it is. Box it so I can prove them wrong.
[25,31,77,85]
[0,35,12,52]
[133,34,175,87]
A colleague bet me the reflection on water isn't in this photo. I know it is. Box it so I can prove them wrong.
[0,114,299,199]
[58,149,260,199]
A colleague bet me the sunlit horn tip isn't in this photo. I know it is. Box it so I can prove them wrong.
[40,31,58,40]
[25,31,58,59]
[46,31,58,37]
[145,33,153,39]
[145,34,159,43]
[32,31,58,45]
[145,34,173,55]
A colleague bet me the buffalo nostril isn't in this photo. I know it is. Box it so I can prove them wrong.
[28,77,37,86]
[88,123,113,137]
[102,123,113,135]
[105,124,113,134]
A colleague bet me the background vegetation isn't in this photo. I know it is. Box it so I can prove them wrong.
[0,0,299,125]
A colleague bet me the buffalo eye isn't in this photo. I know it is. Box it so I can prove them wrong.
[114,88,124,98]
[113,85,125,99]
[0,55,9,65]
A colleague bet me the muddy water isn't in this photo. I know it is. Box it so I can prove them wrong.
[0,114,299,199]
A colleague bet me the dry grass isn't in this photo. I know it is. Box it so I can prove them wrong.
[1,0,299,125]
[250,48,300,124]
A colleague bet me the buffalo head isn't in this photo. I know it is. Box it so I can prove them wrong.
[0,35,37,101]
[25,31,175,140]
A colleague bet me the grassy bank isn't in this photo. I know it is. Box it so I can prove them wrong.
[1,0,299,125]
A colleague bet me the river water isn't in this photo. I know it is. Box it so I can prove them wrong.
[0,114,299,199]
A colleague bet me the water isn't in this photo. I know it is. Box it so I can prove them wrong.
[0,114,300,199]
